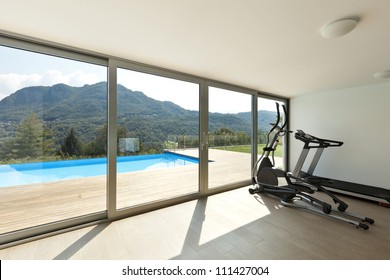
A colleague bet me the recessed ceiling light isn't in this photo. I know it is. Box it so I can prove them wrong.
[373,70,390,80]
[320,18,359,38]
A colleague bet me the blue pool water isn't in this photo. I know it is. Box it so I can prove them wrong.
[0,152,198,188]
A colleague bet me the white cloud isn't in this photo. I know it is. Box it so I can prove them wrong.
[0,70,102,101]
[0,73,40,100]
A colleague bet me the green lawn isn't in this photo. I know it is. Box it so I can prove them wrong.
[214,144,283,157]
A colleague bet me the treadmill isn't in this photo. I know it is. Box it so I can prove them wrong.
[292,130,390,205]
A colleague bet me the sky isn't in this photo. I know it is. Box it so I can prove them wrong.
[0,45,279,113]
[0,46,106,101]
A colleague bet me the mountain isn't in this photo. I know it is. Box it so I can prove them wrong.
[0,82,277,145]
[0,82,107,122]
[237,110,279,132]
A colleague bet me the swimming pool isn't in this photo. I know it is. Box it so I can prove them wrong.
[0,152,198,188]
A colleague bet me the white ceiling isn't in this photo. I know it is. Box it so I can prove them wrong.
[1,0,390,98]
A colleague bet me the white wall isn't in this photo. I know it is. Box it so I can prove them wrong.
[289,82,390,189]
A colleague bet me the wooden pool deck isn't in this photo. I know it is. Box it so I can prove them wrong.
[0,149,266,235]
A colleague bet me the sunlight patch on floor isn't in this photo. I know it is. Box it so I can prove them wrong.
[197,190,271,246]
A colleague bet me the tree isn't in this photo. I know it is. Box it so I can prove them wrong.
[60,128,82,157]
[14,112,43,158]
[0,112,56,161]
[42,126,57,156]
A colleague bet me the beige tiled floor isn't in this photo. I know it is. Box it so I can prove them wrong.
[0,186,389,260]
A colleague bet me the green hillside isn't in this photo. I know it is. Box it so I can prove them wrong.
[0,82,277,161]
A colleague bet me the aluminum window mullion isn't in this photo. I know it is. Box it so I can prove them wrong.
[252,95,258,173]
[107,59,118,218]
[199,81,209,194]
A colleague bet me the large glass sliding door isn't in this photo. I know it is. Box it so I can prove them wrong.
[208,86,253,188]
[115,68,200,210]
[0,45,107,236]
[0,35,288,246]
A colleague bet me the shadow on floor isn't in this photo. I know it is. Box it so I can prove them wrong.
[53,222,110,260]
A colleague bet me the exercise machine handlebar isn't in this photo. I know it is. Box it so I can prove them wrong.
[269,102,281,134]
[281,104,288,130]
[268,104,291,135]
[295,129,343,149]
